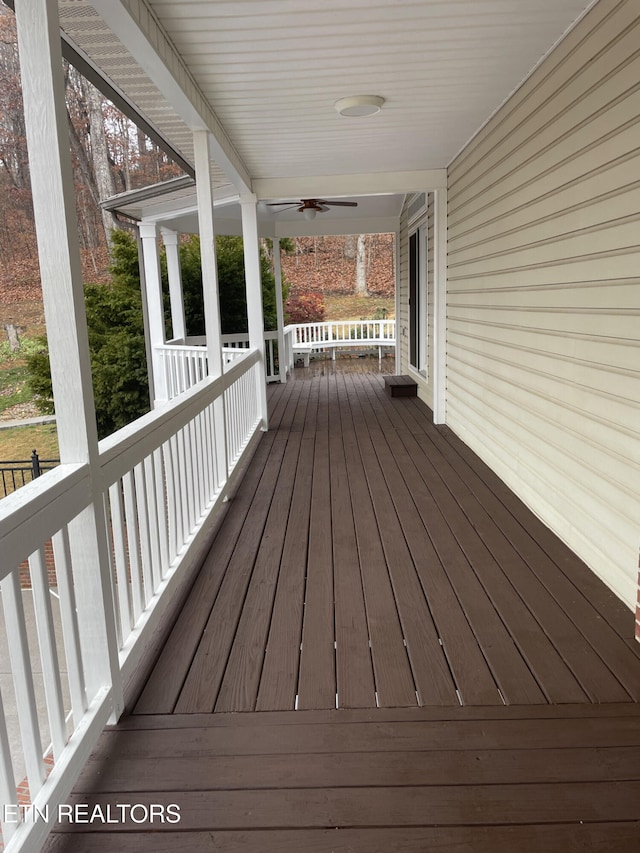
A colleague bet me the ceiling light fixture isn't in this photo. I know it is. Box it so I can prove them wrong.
[335,95,385,117]
[303,208,317,221]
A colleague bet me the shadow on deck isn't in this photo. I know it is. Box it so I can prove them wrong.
[44,364,640,852]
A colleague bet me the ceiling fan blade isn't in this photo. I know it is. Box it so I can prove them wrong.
[266,204,298,213]
[326,201,358,207]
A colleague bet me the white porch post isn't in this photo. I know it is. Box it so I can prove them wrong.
[193,132,224,379]
[272,237,287,383]
[193,130,227,481]
[240,196,269,429]
[14,0,122,714]
[433,187,448,424]
[139,222,168,404]
[161,228,186,343]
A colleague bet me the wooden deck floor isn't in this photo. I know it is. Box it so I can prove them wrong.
[44,366,640,852]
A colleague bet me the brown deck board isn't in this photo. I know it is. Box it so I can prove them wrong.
[254,379,320,710]
[47,365,640,853]
[254,435,315,710]
[362,375,595,703]
[135,370,640,717]
[89,714,640,757]
[173,435,291,712]
[357,373,551,704]
[132,425,281,713]
[382,382,639,701]
[297,376,336,710]
[338,376,458,706]
[55,781,640,829]
[76,745,640,793]
[44,824,640,853]
[411,427,631,703]
[433,412,640,656]
[347,372,507,705]
[328,376,376,708]
[214,436,303,711]
[426,411,638,637]
[115,702,640,728]
[337,375,418,707]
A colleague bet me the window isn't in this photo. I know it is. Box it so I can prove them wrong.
[409,225,427,374]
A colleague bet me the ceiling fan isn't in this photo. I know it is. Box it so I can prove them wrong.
[265,198,358,219]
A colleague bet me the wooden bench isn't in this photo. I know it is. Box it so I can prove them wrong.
[384,374,418,397]
[293,340,394,367]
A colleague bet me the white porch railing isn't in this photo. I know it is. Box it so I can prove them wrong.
[158,332,280,400]
[289,318,395,346]
[157,343,209,399]
[284,319,396,368]
[0,348,262,853]
[159,321,395,399]
[221,332,279,384]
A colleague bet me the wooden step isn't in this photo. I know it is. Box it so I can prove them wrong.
[384,374,418,397]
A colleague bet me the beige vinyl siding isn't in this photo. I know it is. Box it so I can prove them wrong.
[446,0,640,607]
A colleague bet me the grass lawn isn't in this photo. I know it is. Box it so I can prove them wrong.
[324,294,395,321]
[0,423,59,462]
[0,363,33,415]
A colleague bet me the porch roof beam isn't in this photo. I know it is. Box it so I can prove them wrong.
[101,175,196,212]
[89,0,253,194]
[254,169,448,200]
[275,216,401,238]
[134,191,240,224]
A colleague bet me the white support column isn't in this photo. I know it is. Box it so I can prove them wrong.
[161,228,186,343]
[14,0,122,716]
[139,222,168,404]
[193,132,223,379]
[433,187,448,424]
[136,229,156,403]
[240,196,269,429]
[272,237,287,384]
[394,227,401,372]
[193,131,227,481]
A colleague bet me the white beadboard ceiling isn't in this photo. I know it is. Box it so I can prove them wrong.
[59,0,594,205]
[147,0,593,178]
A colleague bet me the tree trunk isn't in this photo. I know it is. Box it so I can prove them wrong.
[355,233,368,295]
[83,78,117,245]
[4,323,21,352]
[344,233,356,259]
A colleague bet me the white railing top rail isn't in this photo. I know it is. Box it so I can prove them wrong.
[100,348,259,486]
[0,463,90,573]
[285,319,396,343]
[156,342,209,355]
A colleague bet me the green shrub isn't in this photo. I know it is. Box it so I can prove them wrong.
[177,235,279,336]
[26,229,150,438]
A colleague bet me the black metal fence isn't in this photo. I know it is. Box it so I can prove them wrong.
[0,450,60,498]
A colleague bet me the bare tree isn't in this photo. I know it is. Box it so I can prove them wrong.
[355,233,368,295]
[344,233,356,260]
[82,77,117,244]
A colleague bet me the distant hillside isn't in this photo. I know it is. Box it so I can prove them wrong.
[281,234,395,298]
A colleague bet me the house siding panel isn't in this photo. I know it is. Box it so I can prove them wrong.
[446,0,640,609]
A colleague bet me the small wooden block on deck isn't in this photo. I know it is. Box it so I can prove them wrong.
[384,374,418,397]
